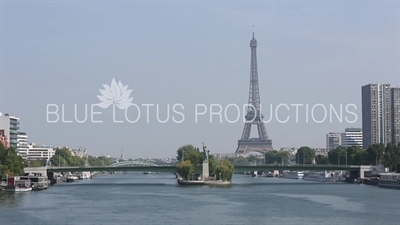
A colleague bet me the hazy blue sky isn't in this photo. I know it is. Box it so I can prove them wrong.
[1,1,399,158]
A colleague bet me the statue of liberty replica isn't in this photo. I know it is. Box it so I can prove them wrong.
[202,142,210,181]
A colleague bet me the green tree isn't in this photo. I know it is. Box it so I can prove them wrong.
[365,143,385,165]
[315,155,329,164]
[295,146,315,164]
[177,160,194,181]
[328,147,346,165]
[29,160,45,167]
[346,146,365,165]
[265,150,278,164]
[265,150,289,164]
[383,143,400,171]
[208,154,216,176]
[232,157,248,165]
[0,143,24,180]
[87,156,112,166]
[215,159,234,182]
[277,151,290,165]
[176,144,203,166]
[247,155,257,163]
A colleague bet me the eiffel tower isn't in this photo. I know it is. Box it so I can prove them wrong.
[235,29,274,155]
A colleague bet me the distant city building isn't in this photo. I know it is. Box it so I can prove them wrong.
[17,131,28,158]
[0,129,9,148]
[341,128,363,148]
[313,148,328,157]
[0,113,20,149]
[26,143,55,161]
[326,132,341,151]
[362,83,392,148]
[70,147,87,158]
[391,87,400,145]
[212,153,242,159]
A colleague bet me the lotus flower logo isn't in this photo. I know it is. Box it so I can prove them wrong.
[97,78,134,110]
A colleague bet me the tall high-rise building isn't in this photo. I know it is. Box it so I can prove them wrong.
[17,131,28,158]
[361,83,391,149]
[391,88,400,145]
[0,112,20,149]
[326,132,341,151]
[341,128,363,148]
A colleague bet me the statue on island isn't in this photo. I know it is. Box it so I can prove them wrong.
[202,142,209,163]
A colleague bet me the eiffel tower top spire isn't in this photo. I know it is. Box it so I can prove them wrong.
[250,26,257,47]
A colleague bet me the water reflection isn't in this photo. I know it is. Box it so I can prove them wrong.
[0,192,26,208]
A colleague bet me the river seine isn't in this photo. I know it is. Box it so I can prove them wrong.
[0,173,399,225]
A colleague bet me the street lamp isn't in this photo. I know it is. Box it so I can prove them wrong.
[338,154,340,166]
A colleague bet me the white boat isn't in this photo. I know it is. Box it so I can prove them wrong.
[6,177,32,192]
[378,173,400,189]
[282,171,304,179]
[78,172,91,180]
[303,171,342,182]
[66,176,79,182]
[262,172,274,177]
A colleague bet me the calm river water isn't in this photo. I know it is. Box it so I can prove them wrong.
[0,173,399,225]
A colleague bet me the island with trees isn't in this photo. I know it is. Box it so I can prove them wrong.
[176,144,234,186]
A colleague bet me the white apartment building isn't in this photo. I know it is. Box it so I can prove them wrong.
[17,131,28,158]
[0,112,20,149]
[313,148,329,157]
[26,143,55,161]
[341,128,363,148]
[326,132,342,151]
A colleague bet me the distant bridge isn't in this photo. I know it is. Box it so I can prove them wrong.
[47,164,362,173]
[109,161,158,167]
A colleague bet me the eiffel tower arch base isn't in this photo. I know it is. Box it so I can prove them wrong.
[235,140,274,155]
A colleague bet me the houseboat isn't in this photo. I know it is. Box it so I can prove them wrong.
[378,173,400,189]
[6,176,32,192]
[20,173,49,190]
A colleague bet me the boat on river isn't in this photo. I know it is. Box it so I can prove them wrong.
[6,176,32,192]
[66,176,79,182]
[282,171,304,179]
[20,173,49,190]
[303,171,343,182]
[378,173,400,189]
